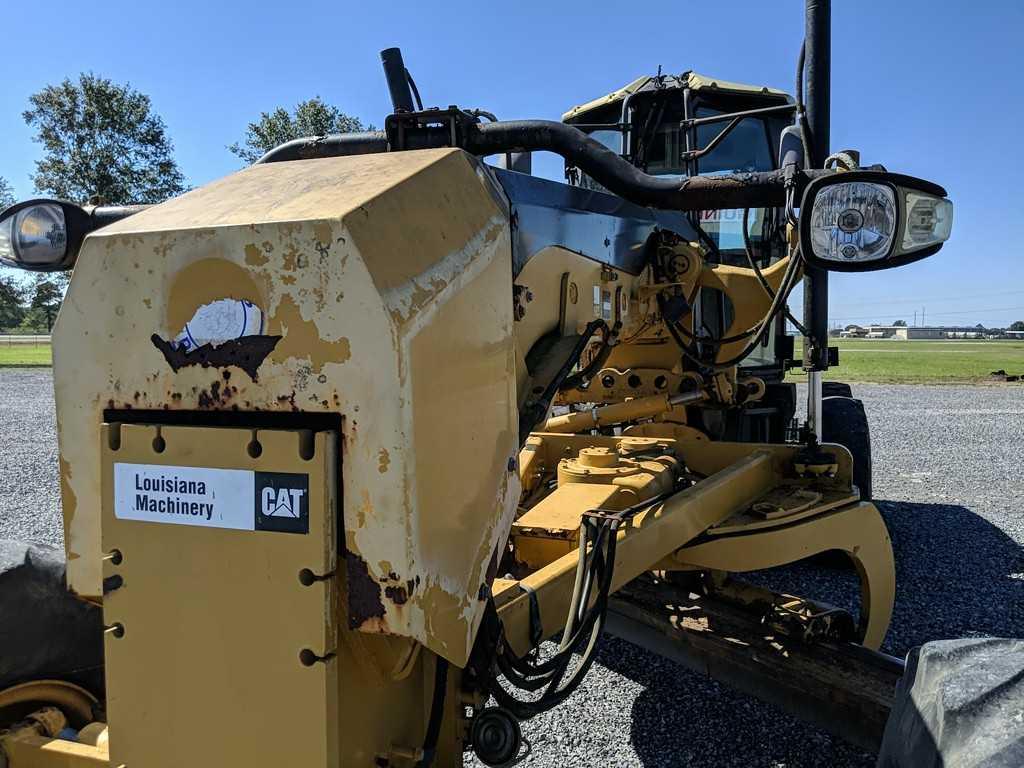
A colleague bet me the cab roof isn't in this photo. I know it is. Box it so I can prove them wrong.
[562,71,792,123]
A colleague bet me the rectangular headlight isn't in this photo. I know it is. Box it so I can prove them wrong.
[799,171,953,272]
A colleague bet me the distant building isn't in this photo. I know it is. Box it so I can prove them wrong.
[843,325,946,339]
[894,326,944,340]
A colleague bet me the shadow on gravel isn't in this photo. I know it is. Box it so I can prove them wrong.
[597,500,1024,768]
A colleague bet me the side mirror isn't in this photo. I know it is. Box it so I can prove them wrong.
[798,171,953,272]
[0,199,92,272]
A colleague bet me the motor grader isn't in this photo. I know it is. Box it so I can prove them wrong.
[0,3,971,767]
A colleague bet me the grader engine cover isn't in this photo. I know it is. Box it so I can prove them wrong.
[53,148,520,666]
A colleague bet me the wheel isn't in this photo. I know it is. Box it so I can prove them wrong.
[0,541,104,697]
[821,381,853,398]
[821,396,872,500]
[471,707,522,767]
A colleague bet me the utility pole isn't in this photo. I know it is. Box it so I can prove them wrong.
[803,0,830,440]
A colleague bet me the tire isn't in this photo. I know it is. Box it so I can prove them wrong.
[0,541,103,696]
[821,381,853,399]
[821,395,872,500]
[878,638,1024,767]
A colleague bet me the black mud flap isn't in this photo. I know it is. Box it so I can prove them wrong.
[0,540,103,694]
[877,638,1024,768]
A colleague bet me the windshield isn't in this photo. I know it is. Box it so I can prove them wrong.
[644,107,773,176]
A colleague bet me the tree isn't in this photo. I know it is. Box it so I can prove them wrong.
[1010,321,1024,332]
[24,74,185,205]
[0,275,25,330]
[228,97,370,164]
[28,276,63,331]
[0,176,13,209]
[893,320,907,327]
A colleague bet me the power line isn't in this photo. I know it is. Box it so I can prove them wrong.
[831,288,1024,309]
[830,305,1024,323]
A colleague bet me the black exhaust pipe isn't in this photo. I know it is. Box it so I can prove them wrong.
[381,47,416,113]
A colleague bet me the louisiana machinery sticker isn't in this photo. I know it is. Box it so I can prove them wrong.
[113,463,309,534]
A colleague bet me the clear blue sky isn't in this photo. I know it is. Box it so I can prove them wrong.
[2,1,1022,327]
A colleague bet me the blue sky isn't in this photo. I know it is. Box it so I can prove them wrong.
[2,1,1022,327]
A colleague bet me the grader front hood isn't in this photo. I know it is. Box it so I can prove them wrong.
[53,147,520,666]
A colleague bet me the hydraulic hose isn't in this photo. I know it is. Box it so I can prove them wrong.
[257,120,829,212]
[463,120,794,211]
[256,132,389,164]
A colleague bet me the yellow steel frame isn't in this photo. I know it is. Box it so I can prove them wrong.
[667,502,895,649]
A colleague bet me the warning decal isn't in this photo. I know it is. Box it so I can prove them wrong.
[113,463,309,534]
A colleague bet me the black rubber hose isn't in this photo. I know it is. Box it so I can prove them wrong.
[90,205,152,227]
[416,656,450,768]
[464,120,793,211]
[257,120,825,211]
[256,132,389,164]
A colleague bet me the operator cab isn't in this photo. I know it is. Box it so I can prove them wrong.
[563,73,798,431]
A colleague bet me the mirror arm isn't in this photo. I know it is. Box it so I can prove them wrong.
[87,205,151,229]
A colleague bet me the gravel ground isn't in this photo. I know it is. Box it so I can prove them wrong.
[2,371,1022,766]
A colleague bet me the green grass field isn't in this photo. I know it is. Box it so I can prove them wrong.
[1,338,1022,384]
[0,344,53,367]
[790,337,1024,384]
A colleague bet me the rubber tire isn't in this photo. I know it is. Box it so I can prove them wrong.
[821,381,853,399]
[0,541,103,696]
[821,395,872,500]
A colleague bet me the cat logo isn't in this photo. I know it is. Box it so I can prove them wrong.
[262,487,305,518]
[254,472,309,534]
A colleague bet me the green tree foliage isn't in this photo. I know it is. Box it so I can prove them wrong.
[0,176,14,209]
[24,74,185,205]
[893,320,907,326]
[228,97,370,164]
[0,275,25,330]
[1011,320,1024,332]
[27,276,63,331]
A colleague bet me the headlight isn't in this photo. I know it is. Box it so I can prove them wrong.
[0,199,90,271]
[809,182,896,263]
[901,190,954,251]
[799,171,953,272]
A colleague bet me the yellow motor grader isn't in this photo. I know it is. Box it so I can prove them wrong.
[0,3,969,767]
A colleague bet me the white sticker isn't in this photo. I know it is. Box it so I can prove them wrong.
[113,463,310,534]
[172,299,265,354]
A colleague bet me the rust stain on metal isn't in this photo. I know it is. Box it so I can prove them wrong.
[377,448,390,473]
[346,552,385,629]
[151,334,281,381]
[384,585,409,605]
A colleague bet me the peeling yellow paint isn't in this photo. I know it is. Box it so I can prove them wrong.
[282,244,304,272]
[58,455,77,560]
[313,221,333,252]
[167,258,264,336]
[244,243,268,267]
[356,488,373,529]
[270,293,351,370]
[53,149,516,669]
